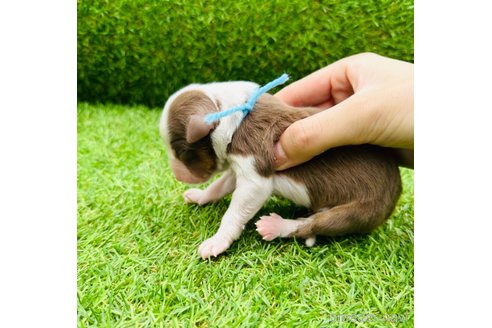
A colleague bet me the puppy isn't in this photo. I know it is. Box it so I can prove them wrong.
[160,81,402,259]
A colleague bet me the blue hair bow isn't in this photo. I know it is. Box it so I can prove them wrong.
[204,73,289,124]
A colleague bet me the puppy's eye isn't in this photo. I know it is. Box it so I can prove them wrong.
[174,148,184,159]
[170,139,187,159]
[181,151,197,165]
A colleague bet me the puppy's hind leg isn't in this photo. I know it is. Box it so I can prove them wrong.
[255,213,316,246]
[293,201,382,240]
[256,201,381,246]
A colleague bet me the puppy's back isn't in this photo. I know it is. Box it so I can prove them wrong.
[229,94,402,231]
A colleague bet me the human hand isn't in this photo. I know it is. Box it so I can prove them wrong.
[274,52,414,170]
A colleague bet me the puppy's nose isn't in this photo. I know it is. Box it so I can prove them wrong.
[175,171,205,184]
[171,159,206,184]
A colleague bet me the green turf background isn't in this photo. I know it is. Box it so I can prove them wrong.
[77,0,414,107]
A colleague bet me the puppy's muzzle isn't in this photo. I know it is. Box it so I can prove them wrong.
[171,159,208,184]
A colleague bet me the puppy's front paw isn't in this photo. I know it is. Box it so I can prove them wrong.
[183,188,205,205]
[198,235,231,260]
[255,212,285,241]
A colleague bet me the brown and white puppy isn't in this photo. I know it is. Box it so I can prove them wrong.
[160,81,402,259]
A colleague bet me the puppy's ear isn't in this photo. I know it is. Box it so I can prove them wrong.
[186,114,216,143]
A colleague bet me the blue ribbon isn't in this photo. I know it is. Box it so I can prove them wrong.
[204,73,289,124]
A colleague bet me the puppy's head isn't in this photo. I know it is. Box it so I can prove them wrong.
[160,89,219,184]
[160,81,259,184]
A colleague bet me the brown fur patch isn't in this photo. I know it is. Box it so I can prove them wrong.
[167,90,219,181]
[228,94,320,176]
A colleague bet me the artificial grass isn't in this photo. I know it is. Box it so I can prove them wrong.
[77,103,414,327]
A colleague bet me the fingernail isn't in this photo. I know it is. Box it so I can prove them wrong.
[273,142,287,169]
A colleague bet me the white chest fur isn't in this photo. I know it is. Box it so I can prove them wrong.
[272,175,311,208]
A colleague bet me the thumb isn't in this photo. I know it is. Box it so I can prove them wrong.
[274,95,368,170]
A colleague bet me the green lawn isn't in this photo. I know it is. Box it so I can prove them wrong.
[77,103,414,327]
